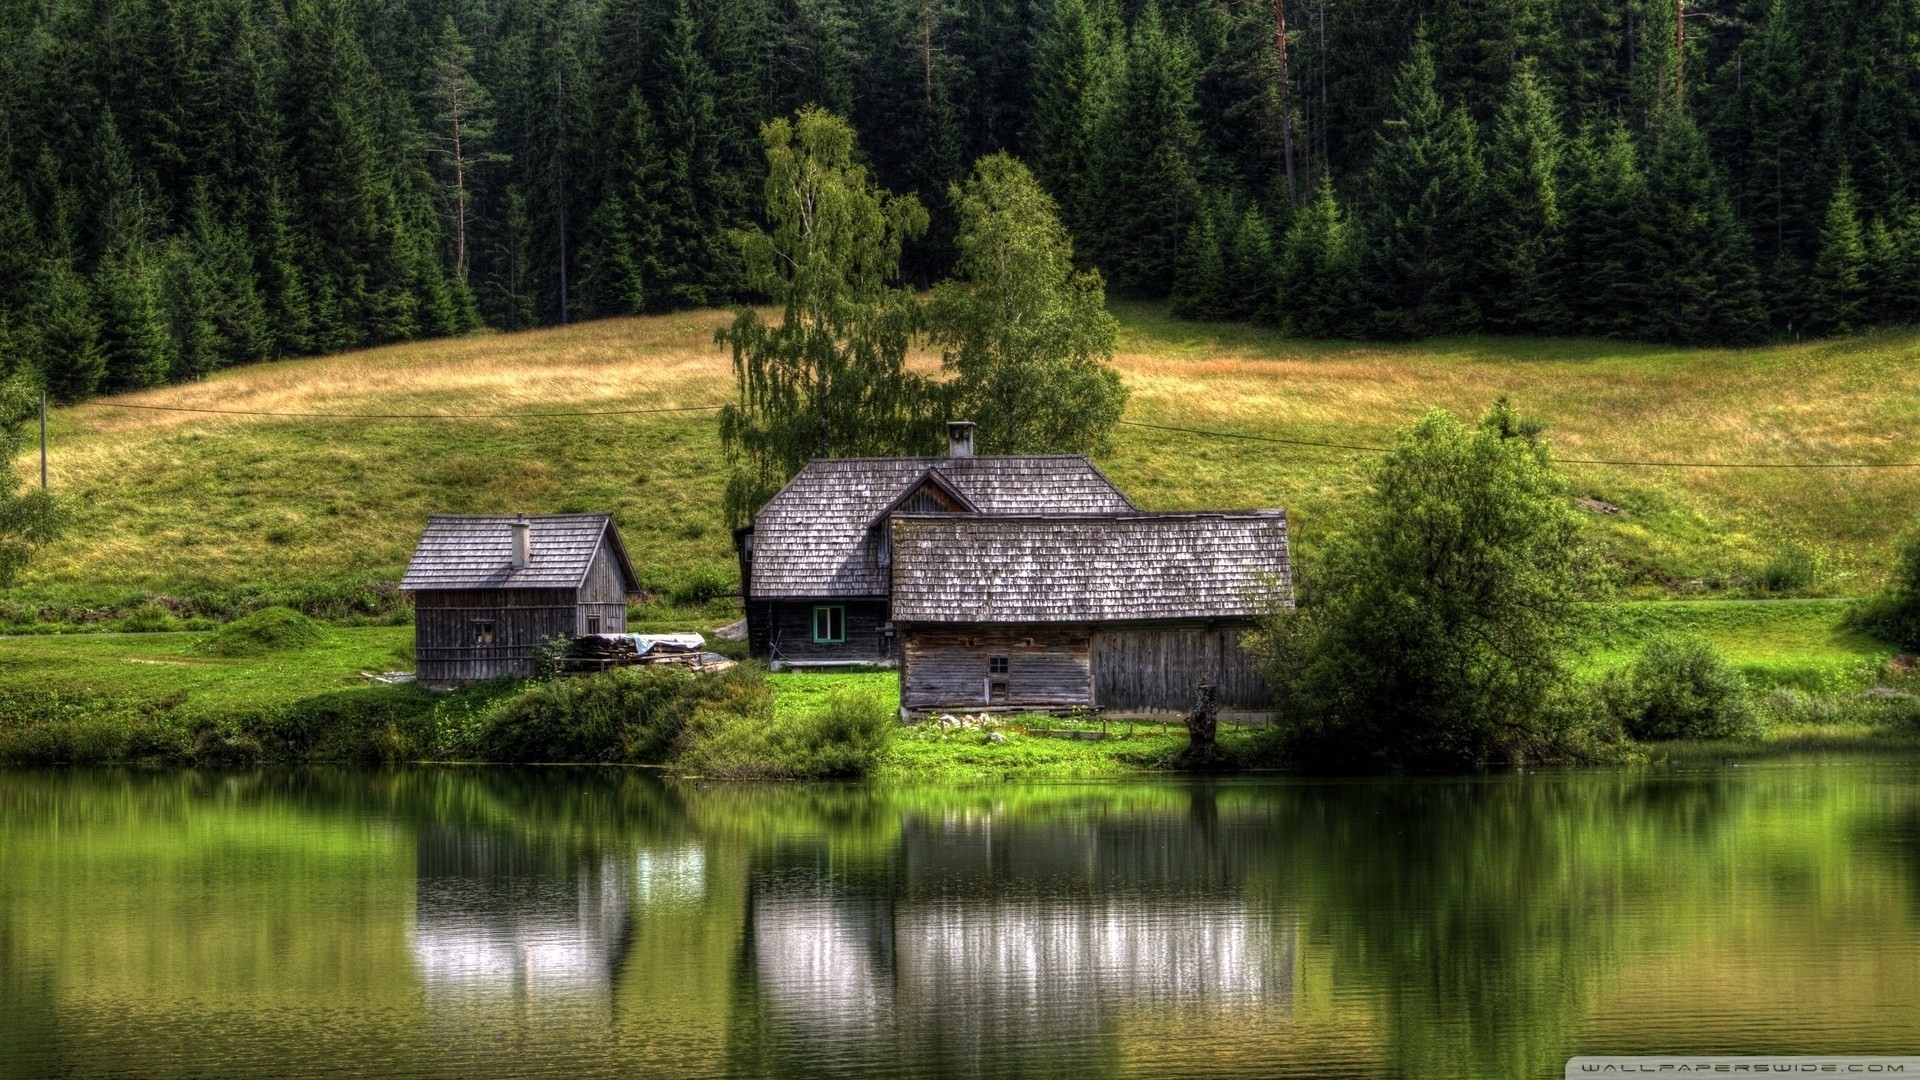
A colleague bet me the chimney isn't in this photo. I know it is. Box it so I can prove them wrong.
[947,420,975,458]
[510,514,531,570]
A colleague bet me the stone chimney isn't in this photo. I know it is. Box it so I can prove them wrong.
[947,420,975,458]
[510,514,531,570]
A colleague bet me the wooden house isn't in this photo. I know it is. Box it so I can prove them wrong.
[888,512,1291,716]
[401,513,640,687]
[733,422,1137,666]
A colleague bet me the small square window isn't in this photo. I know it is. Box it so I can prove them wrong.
[989,656,1008,675]
[812,605,846,644]
[587,614,602,635]
[472,620,495,645]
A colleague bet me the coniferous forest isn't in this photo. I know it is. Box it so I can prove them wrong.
[3,0,1919,401]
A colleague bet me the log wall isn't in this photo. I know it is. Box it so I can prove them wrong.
[901,625,1093,710]
[1090,623,1268,711]
[415,587,579,685]
[768,599,893,663]
[578,548,630,635]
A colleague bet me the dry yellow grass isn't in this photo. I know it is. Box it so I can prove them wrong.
[8,302,1919,611]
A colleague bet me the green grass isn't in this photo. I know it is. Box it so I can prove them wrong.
[1588,599,1894,691]
[5,303,1919,624]
[0,626,414,711]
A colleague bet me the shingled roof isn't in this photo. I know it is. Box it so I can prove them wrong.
[401,514,640,592]
[748,456,1137,598]
[888,512,1291,623]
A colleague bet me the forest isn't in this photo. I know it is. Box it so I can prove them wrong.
[1,0,1917,401]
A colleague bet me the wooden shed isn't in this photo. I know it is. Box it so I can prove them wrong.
[888,512,1291,716]
[401,513,641,687]
[734,422,1137,667]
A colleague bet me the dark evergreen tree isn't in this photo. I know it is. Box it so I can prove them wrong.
[1809,169,1868,336]
[1225,202,1277,321]
[1560,122,1654,338]
[93,243,173,390]
[1090,3,1203,295]
[1275,173,1358,337]
[29,258,105,401]
[1640,108,1765,344]
[1357,31,1486,338]
[578,88,666,317]
[1170,202,1229,320]
[1480,61,1566,334]
[1029,0,1118,239]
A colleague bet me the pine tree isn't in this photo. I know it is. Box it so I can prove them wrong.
[1226,203,1278,321]
[1560,122,1655,338]
[1640,108,1766,344]
[1481,61,1567,334]
[578,88,666,317]
[1091,4,1204,295]
[1276,173,1358,337]
[425,15,496,288]
[1029,0,1118,239]
[1725,0,1818,331]
[1171,204,1230,320]
[1809,168,1867,336]
[1357,30,1486,338]
[653,0,744,308]
[93,243,174,390]
[29,258,106,402]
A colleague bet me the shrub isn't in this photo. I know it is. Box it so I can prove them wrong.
[667,566,737,608]
[1605,636,1759,740]
[478,665,770,764]
[197,606,323,657]
[676,686,893,779]
[1853,524,1920,650]
[121,602,179,633]
[1753,544,1818,595]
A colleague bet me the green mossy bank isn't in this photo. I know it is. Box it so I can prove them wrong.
[0,600,1912,776]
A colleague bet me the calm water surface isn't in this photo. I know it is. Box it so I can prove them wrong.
[4,764,1920,1078]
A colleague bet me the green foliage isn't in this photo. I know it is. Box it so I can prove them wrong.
[479,665,770,764]
[1259,401,1603,771]
[0,373,66,589]
[1811,169,1868,336]
[928,153,1127,455]
[120,602,180,633]
[1089,3,1203,295]
[1275,176,1359,337]
[716,107,932,525]
[1603,636,1759,741]
[1854,522,1920,650]
[197,606,324,657]
[676,683,892,779]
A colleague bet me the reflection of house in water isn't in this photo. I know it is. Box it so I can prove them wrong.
[409,827,632,1001]
[747,805,1294,1072]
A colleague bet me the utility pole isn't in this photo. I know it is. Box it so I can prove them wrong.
[39,387,46,490]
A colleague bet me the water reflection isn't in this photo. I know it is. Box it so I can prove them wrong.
[410,826,631,1000]
[5,766,1920,1079]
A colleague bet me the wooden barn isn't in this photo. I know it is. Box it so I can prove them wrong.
[401,513,640,687]
[888,512,1291,716]
[734,421,1137,666]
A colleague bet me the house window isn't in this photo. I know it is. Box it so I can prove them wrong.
[586,614,602,635]
[472,620,495,645]
[812,605,846,644]
[989,656,1009,675]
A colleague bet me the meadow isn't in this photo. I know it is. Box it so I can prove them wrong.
[8,302,1920,625]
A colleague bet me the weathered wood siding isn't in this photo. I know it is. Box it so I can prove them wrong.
[768,599,892,663]
[1090,623,1268,711]
[577,545,629,635]
[415,587,578,685]
[901,625,1092,710]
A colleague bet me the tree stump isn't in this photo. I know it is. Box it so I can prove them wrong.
[1172,682,1231,770]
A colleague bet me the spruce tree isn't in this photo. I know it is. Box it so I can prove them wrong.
[578,88,666,317]
[29,258,106,402]
[1358,31,1486,338]
[1276,173,1358,337]
[1171,205,1230,320]
[1226,203,1278,321]
[1559,122,1655,338]
[1090,3,1204,295]
[93,244,174,391]
[1809,169,1868,336]
[1640,108,1766,345]
[1029,0,1118,238]
[1481,61,1567,334]
[653,0,743,309]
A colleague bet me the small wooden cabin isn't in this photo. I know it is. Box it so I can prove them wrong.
[734,421,1137,667]
[401,513,640,687]
[888,512,1291,716]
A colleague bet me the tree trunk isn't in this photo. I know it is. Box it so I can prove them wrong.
[1275,0,1296,202]
[1173,682,1230,770]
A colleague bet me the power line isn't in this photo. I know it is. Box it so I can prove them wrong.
[85,401,726,419]
[1116,418,1920,469]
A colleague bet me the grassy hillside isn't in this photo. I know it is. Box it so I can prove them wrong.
[8,303,1920,621]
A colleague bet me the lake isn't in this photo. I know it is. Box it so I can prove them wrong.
[3,763,1919,1078]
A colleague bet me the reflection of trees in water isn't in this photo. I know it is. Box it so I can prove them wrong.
[1257,774,1758,1080]
[726,788,1294,1079]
